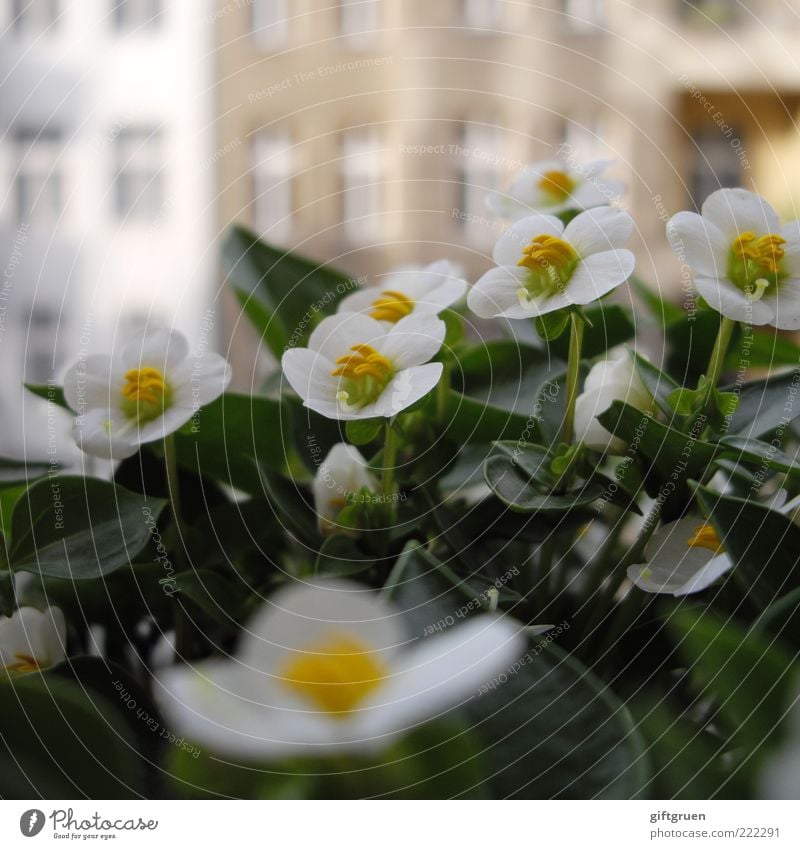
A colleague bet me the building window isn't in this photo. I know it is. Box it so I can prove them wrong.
[461,0,502,31]
[25,306,59,383]
[14,126,63,226]
[250,1,289,47]
[689,128,742,207]
[455,123,499,246]
[563,117,603,161]
[252,132,293,242]
[339,0,380,46]
[682,0,741,27]
[562,0,604,31]
[341,130,383,242]
[113,128,163,220]
[11,0,59,35]
[111,0,162,31]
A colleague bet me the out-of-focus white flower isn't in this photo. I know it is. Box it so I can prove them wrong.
[759,685,800,799]
[667,188,800,330]
[574,352,654,454]
[467,207,635,319]
[337,260,467,325]
[157,578,524,760]
[486,158,624,220]
[0,607,66,674]
[626,518,732,596]
[313,443,377,533]
[63,326,231,460]
[281,312,445,421]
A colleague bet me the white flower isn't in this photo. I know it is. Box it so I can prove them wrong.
[759,684,800,799]
[63,326,232,460]
[337,260,467,325]
[0,607,66,674]
[486,158,624,220]
[574,352,654,454]
[467,207,635,319]
[626,517,732,596]
[667,187,800,330]
[281,312,445,421]
[313,443,377,533]
[156,578,523,760]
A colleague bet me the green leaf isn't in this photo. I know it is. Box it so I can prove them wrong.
[441,308,465,348]
[534,309,570,342]
[717,436,800,478]
[173,569,248,620]
[725,325,800,370]
[695,485,800,608]
[668,608,794,759]
[726,369,800,438]
[0,674,143,798]
[314,534,375,577]
[223,225,351,357]
[666,309,724,386]
[24,382,69,410]
[484,454,618,515]
[174,392,293,493]
[0,457,53,488]
[597,401,718,480]
[346,418,383,446]
[755,585,800,646]
[466,643,649,799]
[9,476,167,580]
[629,349,680,418]
[550,303,635,359]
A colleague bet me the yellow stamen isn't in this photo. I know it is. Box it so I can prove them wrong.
[537,169,577,202]
[279,633,386,716]
[517,234,578,275]
[120,366,171,423]
[731,232,786,276]
[369,289,414,323]
[687,522,723,553]
[331,345,393,381]
[4,653,43,674]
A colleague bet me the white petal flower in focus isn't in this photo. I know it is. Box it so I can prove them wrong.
[281,312,445,421]
[337,260,467,326]
[63,326,232,460]
[467,206,635,319]
[156,578,524,760]
[313,443,377,533]
[574,352,654,454]
[666,187,800,330]
[0,607,66,674]
[486,158,625,220]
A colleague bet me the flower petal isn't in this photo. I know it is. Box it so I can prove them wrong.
[701,188,779,237]
[694,276,774,325]
[566,249,635,304]
[358,614,525,738]
[121,326,190,370]
[72,407,139,460]
[467,265,535,319]
[307,311,387,360]
[760,278,800,331]
[0,606,66,669]
[281,347,338,405]
[379,314,445,369]
[666,211,730,278]
[63,354,122,414]
[493,214,563,267]
[564,206,634,256]
[371,363,443,417]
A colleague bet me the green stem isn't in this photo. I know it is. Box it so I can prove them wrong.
[164,434,188,659]
[381,423,399,521]
[561,312,585,445]
[704,316,736,396]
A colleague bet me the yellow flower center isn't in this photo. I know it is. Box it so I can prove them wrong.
[4,652,43,675]
[279,633,387,716]
[537,169,577,202]
[120,367,171,423]
[331,343,395,410]
[728,231,786,300]
[516,234,579,306]
[687,522,724,553]
[369,290,414,323]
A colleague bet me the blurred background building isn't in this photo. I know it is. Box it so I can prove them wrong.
[3,0,800,455]
[0,0,215,458]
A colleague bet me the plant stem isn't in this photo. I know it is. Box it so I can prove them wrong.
[164,434,188,659]
[704,315,736,395]
[561,312,585,445]
[381,422,399,520]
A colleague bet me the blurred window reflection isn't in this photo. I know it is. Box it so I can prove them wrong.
[689,127,743,206]
[250,0,289,48]
[113,127,164,220]
[11,0,59,35]
[563,0,605,31]
[252,131,293,242]
[14,125,63,226]
[111,0,162,32]
[341,129,383,242]
[339,0,380,46]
